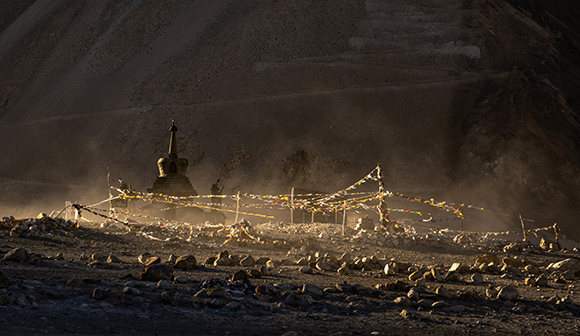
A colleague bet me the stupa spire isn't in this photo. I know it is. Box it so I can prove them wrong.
[169,120,178,157]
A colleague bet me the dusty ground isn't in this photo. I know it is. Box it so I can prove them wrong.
[1,215,580,336]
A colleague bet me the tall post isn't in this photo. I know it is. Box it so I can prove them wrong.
[290,187,294,224]
[377,164,390,228]
[234,191,240,224]
[311,211,315,223]
[461,218,464,232]
[342,200,347,236]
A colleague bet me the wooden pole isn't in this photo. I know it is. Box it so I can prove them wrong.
[377,164,390,228]
[234,191,240,224]
[461,218,464,232]
[342,200,347,237]
[519,214,526,242]
[290,187,294,224]
[311,211,315,223]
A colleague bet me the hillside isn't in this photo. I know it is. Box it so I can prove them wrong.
[1,0,580,239]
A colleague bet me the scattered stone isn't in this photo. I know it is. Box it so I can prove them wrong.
[476,254,500,265]
[415,278,427,287]
[240,255,255,266]
[16,295,30,307]
[92,287,106,300]
[248,269,262,278]
[204,256,216,265]
[91,253,106,262]
[232,270,251,285]
[174,255,197,269]
[337,262,350,275]
[79,253,90,261]
[497,286,518,300]
[400,309,418,319]
[384,264,397,275]
[0,271,13,288]
[417,299,434,308]
[449,263,470,273]
[409,270,423,281]
[214,258,233,266]
[435,286,452,299]
[486,287,499,298]
[174,276,188,284]
[431,268,443,282]
[88,260,107,268]
[3,248,28,262]
[167,254,178,264]
[503,257,525,268]
[299,266,313,274]
[259,265,271,275]
[394,296,412,307]
[407,288,420,301]
[223,301,242,312]
[140,264,174,282]
[157,280,174,290]
[444,271,460,282]
[207,287,225,298]
[547,258,580,273]
[316,261,332,272]
[107,255,122,263]
[107,291,125,306]
[301,284,323,299]
[66,278,86,287]
[525,277,537,286]
[535,275,549,287]
[431,300,450,308]
[471,273,484,284]
[525,265,541,275]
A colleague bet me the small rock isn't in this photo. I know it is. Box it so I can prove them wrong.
[435,286,452,299]
[497,286,518,300]
[431,300,450,308]
[107,255,122,263]
[16,295,30,307]
[525,265,541,275]
[92,287,106,300]
[476,254,500,265]
[223,301,242,311]
[407,288,420,301]
[299,266,313,274]
[3,248,28,262]
[66,278,86,288]
[240,255,255,266]
[400,309,417,319]
[431,268,443,282]
[471,273,484,284]
[107,291,125,306]
[394,296,412,307]
[301,284,323,299]
[547,258,580,273]
[157,280,174,290]
[174,255,197,269]
[214,258,233,266]
[140,264,174,282]
[174,276,188,284]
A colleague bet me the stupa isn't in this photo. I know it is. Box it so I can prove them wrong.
[147,121,198,197]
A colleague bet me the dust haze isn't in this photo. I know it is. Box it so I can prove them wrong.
[1,0,580,240]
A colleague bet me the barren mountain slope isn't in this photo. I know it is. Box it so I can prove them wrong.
[0,0,579,238]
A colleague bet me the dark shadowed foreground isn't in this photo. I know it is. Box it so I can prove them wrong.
[1,217,580,336]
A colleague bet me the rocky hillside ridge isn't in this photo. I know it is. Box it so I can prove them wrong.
[0,0,579,238]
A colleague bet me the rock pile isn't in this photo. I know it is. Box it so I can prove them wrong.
[0,213,79,237]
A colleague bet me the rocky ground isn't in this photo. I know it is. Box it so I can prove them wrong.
[2,214,580,335]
